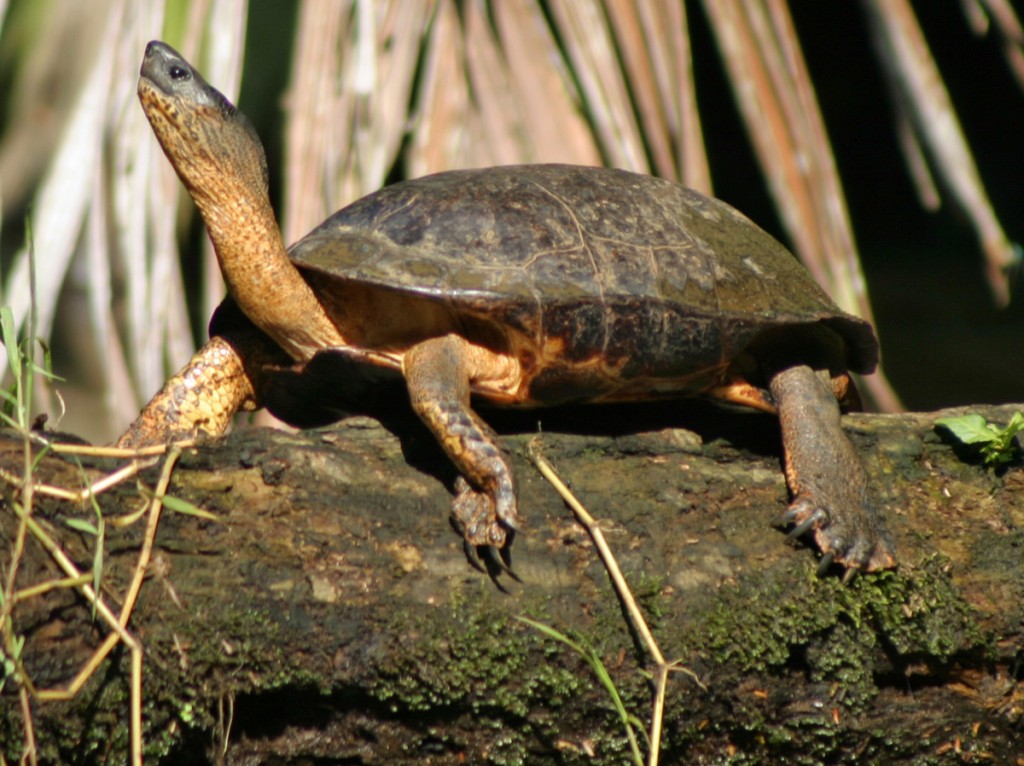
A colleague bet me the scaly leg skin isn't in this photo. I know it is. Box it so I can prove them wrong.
[404,335,518,552]
[769,365,896,574]
[116,335,259,448]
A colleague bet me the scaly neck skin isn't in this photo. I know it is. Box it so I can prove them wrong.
[192,170,344,362]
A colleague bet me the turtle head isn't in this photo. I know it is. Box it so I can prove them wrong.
[138,41,269,212]
[136,41,344,362]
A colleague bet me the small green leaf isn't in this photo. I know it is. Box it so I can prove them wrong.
[158,493,220,520]
[1000,412,1024,441]
[65,518,99,536]
[935,414,997,445]
[137,484,220,520]
[1,307,21,382]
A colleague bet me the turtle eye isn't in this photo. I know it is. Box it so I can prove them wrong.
[169,65,191,81]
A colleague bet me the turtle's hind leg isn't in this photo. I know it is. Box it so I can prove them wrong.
[769,365,896,573]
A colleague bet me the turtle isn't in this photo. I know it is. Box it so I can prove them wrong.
[120,40,896,574]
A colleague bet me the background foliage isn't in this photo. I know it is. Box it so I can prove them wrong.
[0,0,1021,443]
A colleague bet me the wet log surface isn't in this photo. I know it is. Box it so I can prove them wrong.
[2,400,1023,764]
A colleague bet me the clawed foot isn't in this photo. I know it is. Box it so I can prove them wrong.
[461,540,521,584]
[450,476,518,546]
[450,476,521,580]
[776,496,896,578]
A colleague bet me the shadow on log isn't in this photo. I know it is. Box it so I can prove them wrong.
[2,400,1023,764]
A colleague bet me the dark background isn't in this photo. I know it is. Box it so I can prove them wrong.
[703,1,1024,410]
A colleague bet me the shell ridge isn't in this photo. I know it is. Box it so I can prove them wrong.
[525,177,611,362]
[369,191,422,231]
[646,244,671,369]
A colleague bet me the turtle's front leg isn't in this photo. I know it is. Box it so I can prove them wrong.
[116,334,263,448]
[769,365,896,574]
[403,335,518,549]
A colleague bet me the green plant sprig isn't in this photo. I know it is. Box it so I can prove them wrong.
[516,616,648,765]
[935,412,1024,467]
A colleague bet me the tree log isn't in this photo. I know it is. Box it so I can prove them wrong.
[2,401,1023,764]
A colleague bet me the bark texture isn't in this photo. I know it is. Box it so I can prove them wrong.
[2,401,1023,764]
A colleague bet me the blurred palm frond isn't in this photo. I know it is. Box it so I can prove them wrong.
[1,0,1020,440]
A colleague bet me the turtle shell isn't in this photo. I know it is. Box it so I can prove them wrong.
[278,164,877,406]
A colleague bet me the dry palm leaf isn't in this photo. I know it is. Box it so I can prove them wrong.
[701,0,900,410]
[864,0,1019,307]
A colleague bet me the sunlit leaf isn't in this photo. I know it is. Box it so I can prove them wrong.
[935,414,997,445]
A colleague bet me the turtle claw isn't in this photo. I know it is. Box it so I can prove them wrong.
[462,539,520,587]
[816,551,836,577]
[781,506,829,542]
[817,553,860,584]
[481,543,521,582]
[450,477,521,584]
[777,495,895,576]
[462,540,487,574]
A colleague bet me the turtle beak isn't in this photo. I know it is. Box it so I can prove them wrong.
[140,41,190,94]
[138,40,238,117]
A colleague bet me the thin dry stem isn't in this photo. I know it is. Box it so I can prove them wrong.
[649,663,670,766]
[14,574,93,601]
[970,0,1024,89]
[1,449,31,625]
[119,446,181,628]
[46,440,193,457]
[528,441,666,666]
[1,420,36,753]
[130,647,143,763]
[18,686,37,766]
[27,460,154,503]
[527,438,705,766]
[31,446,180,706]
